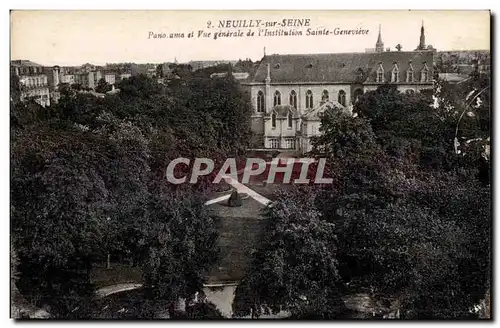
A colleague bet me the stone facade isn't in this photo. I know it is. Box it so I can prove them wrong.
[242,27,434,154]
[11,60,51,107]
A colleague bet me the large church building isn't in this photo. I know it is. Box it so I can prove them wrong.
[242,24,434,153]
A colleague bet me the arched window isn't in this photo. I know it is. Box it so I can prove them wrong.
[257,91,265,112]
[353,88,364,103]
[287,111,293,128]
[338,90,346,106]
[289,90,297,108]
[306,90,313,109]
[271,112,277,128]
[322,90,329,102]
[274,90,281,107]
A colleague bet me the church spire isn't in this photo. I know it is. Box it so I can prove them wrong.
[375,24,384,53]
[417,20,426,50]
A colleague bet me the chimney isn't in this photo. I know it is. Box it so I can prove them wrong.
[265,63,271,83]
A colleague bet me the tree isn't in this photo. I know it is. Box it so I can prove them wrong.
[184,302,224,319]
[309,84,491,319]
[311,108,378,161]
[10,73,21,103]
[232,188,346,319]
[95,78,112,94]
[10,111,154,317]
[156,64,164,78]
[11,123,109,318]
[141,186,219,315]
[71,83,83,91]
[11,71,254,319]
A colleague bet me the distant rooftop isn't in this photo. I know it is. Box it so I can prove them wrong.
[11,60,43,67]
[438,73,471,83]
[210,72,250,80]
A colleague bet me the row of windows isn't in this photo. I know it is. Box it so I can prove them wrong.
[376,68,430,83]
[23,77,47,87]
[15,67,43,75]
[257,89,350,112]
[268,137,296,149]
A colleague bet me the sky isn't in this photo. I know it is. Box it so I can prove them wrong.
[10,10,490,66]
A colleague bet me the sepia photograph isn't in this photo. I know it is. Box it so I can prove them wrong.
[9,9,491,320]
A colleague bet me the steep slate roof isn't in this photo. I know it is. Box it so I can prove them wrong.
[251,51,434,84]
[302,100,347,121]
[268,104,299,117]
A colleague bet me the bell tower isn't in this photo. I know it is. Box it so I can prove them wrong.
[375,24,384,53]
[416,21,426,50]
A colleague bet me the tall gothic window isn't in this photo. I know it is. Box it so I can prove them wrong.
[420,69,429,82]
[407,70,414,82]
[338,90,346,106]
[274,90,281,107]
[421,63,429,82]
[322,90,329,102]
[257,91,265,112]
[407,63,415,83]
[271,112,277,128]
[287,111,293,128]
[376,65,384,83]
[306,90,313,109]
[391,64,399,83]
[289,90,297,108]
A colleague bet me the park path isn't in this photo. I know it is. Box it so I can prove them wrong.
[204,161,279,206]
[95,283,143,299]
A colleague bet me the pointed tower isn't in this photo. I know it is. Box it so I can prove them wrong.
[416,21,426,50]
[375,24,384,53]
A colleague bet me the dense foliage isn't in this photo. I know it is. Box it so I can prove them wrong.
[232,188,346,319]
[11,70,251,318]
[234,74,490,319]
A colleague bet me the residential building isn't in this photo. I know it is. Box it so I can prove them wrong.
[60,74,76,84]
[119,73,132,80]
[241,25,434,153]
[210,72,250,81]
[104,73,116,85]
[11,60,51,107]
[76,70,103,89]
[188,60,238,71]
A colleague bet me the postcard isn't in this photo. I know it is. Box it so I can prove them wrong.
[10,10,491,320]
